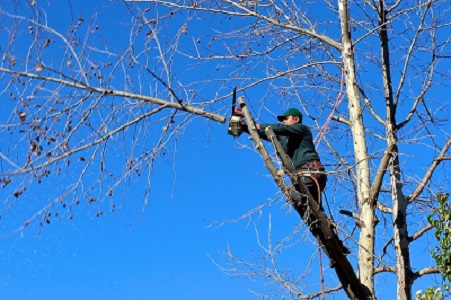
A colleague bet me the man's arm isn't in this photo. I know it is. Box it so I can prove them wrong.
[259,123,306,136]
[254,123,269,141]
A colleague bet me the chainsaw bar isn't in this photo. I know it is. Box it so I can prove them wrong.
[227,87,245,137]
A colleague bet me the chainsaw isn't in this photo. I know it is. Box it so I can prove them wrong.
[227,87,247,137]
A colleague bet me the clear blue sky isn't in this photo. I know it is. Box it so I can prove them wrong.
[0,117,305,299]
[0,1,448,299]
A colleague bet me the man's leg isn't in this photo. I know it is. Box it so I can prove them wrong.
[289,177,350,259]
[289,176,321,228]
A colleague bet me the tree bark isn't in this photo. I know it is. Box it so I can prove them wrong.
[338,0,375,296]
[378,2,412,298]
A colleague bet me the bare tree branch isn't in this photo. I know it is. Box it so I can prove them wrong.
[300,284,343,300]
[0,67,226,123]
[331,115,351,126]
[407,138,451,203]
[412,267,441,281]
[374,266,397,274]
[409,224,433,242]
[370,143,395,204]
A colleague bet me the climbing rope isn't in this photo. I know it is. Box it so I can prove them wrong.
[314,70,345,148]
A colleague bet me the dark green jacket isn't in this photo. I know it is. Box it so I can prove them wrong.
[258,123,320,169]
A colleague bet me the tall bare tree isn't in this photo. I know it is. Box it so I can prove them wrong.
[1,0,450,299]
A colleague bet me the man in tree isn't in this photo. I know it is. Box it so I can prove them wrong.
[254,108,349,257]
[256,108,326,204]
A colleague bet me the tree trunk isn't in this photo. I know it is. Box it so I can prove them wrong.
[338,0,375,296]
[378,1,413,298]
[389,140,413,300]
